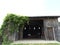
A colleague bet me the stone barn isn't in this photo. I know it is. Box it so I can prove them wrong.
[9,16,60,41]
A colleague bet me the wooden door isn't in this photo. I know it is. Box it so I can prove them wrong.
[47,27,54,40]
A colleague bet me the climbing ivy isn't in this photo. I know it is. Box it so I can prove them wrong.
[0,14,29,45]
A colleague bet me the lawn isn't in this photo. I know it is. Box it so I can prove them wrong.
[11,40,60,45]
[11,43,60,45]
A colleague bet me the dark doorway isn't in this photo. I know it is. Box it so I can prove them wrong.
[23,20,44,39]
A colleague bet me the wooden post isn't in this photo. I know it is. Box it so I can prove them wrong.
[20,25,24,40]
[53,28,56,40]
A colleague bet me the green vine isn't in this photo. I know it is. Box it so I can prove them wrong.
[0,14,29,45]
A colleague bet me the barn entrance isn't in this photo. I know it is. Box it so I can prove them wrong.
[23,20,45,39]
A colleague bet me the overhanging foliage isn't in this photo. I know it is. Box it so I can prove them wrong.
[1,14,29,34]
[0,14,29,45]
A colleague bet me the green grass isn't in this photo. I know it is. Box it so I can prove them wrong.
[11,43,60,45]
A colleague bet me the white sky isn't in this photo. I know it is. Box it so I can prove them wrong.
[0,0,60,28]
